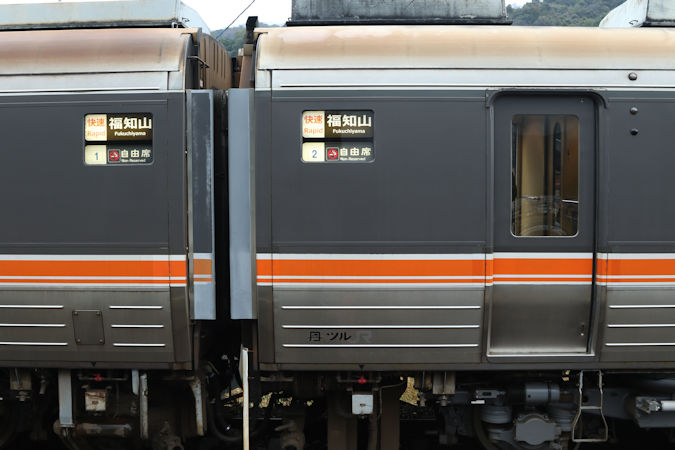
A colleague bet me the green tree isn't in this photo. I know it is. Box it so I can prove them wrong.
[508,0,625,26]
[218,28,246,56]
[213,23,280,56]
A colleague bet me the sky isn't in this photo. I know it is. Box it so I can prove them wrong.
[0,0,532,30]
[183,0,293,28]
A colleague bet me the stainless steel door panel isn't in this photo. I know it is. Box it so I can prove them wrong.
[490,285,590,354]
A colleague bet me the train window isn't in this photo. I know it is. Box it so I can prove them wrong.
[511,115,579,237]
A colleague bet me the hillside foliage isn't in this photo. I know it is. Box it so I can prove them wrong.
[214,26,246,56]
[214,23,280,56]
[507,0,625,26]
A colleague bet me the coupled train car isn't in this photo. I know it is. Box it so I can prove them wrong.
[237,18,675,449]
[0,1,236,448]
[3,0,675,449]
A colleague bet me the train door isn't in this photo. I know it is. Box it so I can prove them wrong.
[489,95,596,355]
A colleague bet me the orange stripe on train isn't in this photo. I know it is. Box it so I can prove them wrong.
[257,278,483,284]
[605,259,675,276]
[0,279,176,284]
[256,254,600,285]
[0,260,187,278]
[258,259,485,278]
[493,258,593,276]
[193,259,213,276]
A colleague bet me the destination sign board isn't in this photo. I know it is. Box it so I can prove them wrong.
[85,113,153,142]
[301,110,374,164]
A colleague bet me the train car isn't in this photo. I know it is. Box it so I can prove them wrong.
[0,1,234,448]
[225,3,675,448]
[5,0,675,448]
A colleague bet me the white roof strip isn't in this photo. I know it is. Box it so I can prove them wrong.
[257,25,675,71]
[0,0,210,33]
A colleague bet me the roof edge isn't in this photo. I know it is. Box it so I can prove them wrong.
[0,0,211,34]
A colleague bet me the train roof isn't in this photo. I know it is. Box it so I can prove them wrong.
[0,0,210,33]
[0,28,194,92]
[257,25,675,71]
[0,28,190,76]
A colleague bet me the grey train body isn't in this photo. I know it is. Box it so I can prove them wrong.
[3,11,675,450]
[0,25,233,448]
[233,25,675,449]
